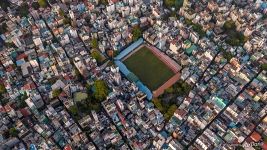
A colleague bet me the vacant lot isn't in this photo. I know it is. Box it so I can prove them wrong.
[124,46,174,90]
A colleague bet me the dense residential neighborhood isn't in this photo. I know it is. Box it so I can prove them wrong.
[0,0,267,149]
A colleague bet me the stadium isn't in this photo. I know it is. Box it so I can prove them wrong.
[114,38,181,100]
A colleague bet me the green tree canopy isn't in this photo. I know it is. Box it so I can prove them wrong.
[0,84,6,95]
[192,24,206,37]
[48,0,57,4]
[132,26,142,41]
[99,0,108,5]
[172,80,191,97]
[164,0,183,9]
[38,0,48,8]
[184,19,205,37]
[90,38,98,49]
[74,67,83,81]
[58,9,65,17]
[52,89,62,98]
[0,0,11,11]
[164,104,177,121]
[153,98,178,121]
[9,128,19,137]
[152,98,165,113]
[222,51,234,62]
[223,20,236,31]
[17,3,29,17]
[18,92,28,108]
[261,64,267,71]
[63,17,71,25]
[223,20,247,46]
[69,105,78,116]
[93,80,108,102]
[31,2,40,10]
[0,23,8,34]
[91,50,104,64]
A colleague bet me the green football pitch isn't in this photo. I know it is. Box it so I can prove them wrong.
[123,46,174,91]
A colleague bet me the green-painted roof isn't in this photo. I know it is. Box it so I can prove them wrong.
[185,45,197,55]
[214,97,226,109]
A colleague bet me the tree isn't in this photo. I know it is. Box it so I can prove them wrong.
[17,3,29,17]
[223,20,236,31]
[164,104,177,121]
[172,80,191,97]
[0,23,8,34]
[0,84,6,95]
[93,80,108,102]
[91,50,103,64]
[74,67,83,81]
[0,0,11,11]
[132,26,142,41]
[90,38,98,49]
[58,9,65,17]
[48,0,57,4]
[9,128,19,137]
[222,51,233,62]
[38,0,47,8]
[223,20,247,46]
[18,92,28,108]
[31,2,40,10]
[69,105,78,116]
[152,98,165,113]
[76,101,89,113]
[5,42,17,48]
[184,19,205,37]
[63,17,71,25]
[261,64,267,71]
[164,0,183,9]
[192,24,206,37]
[52,89,62,98]
[99,0,108,5]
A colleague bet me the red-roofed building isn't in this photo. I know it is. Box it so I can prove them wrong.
[20,108,31,117]
[64,145,72,150]
[0,105,6,113]
[16,53,27,60]
[59,91,67,97]
[4,105,12,112]
[262,142,267,150]
[23,82,36,91]
[6,65,14,73]
[110,0,119,4]
[250,131,262,142]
